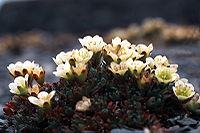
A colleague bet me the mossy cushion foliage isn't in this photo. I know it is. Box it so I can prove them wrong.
[4,35,200,132]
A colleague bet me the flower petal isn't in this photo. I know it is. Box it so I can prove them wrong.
[9,83,20,94]
[38,91,49,100]
[28,96,44,107]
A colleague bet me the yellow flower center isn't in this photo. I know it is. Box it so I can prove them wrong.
[176,88,192,97]
[159,71,171,80]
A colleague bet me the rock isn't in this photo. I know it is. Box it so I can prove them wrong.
[83,131,97,133]
[173,126,193,132]
[167,116,181,126]
[167,125,180,131]
[0,118,8,132]
[0,118,14,133]
[0,104,5,118]
[111,128,144,133]
[190,124,200,133]
[177,118,198,127]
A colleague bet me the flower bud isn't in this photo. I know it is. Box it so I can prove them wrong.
[72,62,87,81]
[76,96,91,112]
[186,93,200,114]
[28,84,40,96]
[140,68,154,85]
[33,66,45,85]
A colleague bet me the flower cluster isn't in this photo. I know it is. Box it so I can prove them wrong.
[4,35,198,132]
[53,49,91,81]
[7,61,36,77]
[54,35,198,114]
[103,37,151,64]
[7,61,55,108]
[7,61,45,85]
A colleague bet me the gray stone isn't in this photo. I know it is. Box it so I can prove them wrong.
[177,118,198,127]
[111,128,144,133]
[167,116,181,125]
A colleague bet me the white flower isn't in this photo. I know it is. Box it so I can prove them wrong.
[7,61,36,77]
[53,61,72,79]
[136,43,153,57]
[28,91,56,108]
[154,55,169,67]
[23,61,36,74]
[7,61,23,77]
[131,50,144,60]
[79,35,106,53]
[169,64,179,71]
[121,40,131,47]
[173,78,195,101]
[146,57,155,69]
[8,74,29,95]
[53,51,73,65]
[103,39,133,62]
[155,66,179,84]
[146,55,178,70]
[112,37,122,49]
[72,48,93,63]
[76,96,91,112]
[126,58,146,74]
[108,61,128,76]
[112,37,131,49]
[106,50,119,63]
[129,44,144,60]
[117,47,133,61]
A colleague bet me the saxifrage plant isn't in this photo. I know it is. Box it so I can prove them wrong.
[3,35,200,132]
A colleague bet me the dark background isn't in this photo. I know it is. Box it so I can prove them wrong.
[0,0,199,34]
